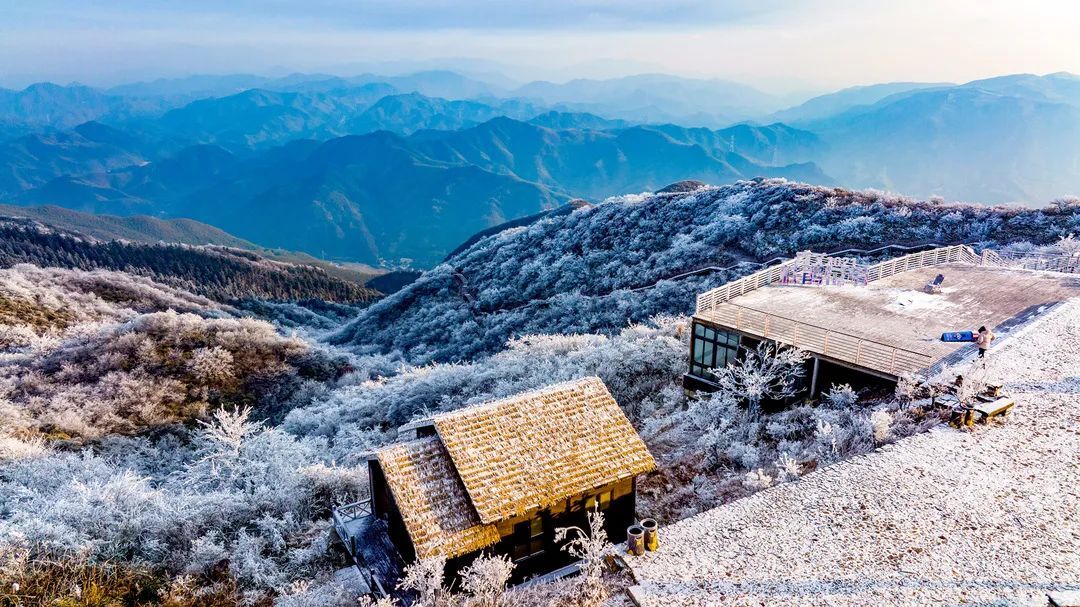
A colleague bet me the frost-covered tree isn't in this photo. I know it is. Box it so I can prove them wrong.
[824,383,858,408]
[399,556,450,607]
[333,180,1080,364]
[554,510,611,606]
[713,343,809,417]
[460,553,514,607]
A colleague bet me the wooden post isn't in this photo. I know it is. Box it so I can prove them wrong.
[809,356,821,398]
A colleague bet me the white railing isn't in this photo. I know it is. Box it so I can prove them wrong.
[995,251,1080,273]
[701,302,934,376]
[695,260,796,314]
[696,244,985,315]
[864,244,978,282]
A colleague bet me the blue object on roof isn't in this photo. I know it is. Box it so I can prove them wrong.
[941,330,975,342]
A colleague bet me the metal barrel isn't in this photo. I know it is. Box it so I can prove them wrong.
[627,525,645,556]
[640,518,659,551]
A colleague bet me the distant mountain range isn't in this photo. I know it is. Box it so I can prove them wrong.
[0,70,1077,266]
[803,73,1080,202]
[1,111,822,266]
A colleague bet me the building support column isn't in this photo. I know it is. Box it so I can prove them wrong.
[809,356,821,398]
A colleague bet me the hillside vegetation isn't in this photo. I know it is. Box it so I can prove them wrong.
[333,180,1080,363]
[0,203,254,247]
[0,217,381,304]
[2,178,1078,606]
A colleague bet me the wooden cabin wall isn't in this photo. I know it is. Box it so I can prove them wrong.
[461,477,639,582]
[368,460,416,563]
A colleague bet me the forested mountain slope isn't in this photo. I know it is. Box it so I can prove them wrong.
[0,217,381,304]
[11,118,822,266]
[0,203,253,247]
[332,179,1080,363]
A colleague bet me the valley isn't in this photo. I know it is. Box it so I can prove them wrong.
[3,71,1077,268]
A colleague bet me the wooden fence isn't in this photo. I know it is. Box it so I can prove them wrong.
[695,260,796,314]
[696,244,981,315]
[864,244,978,282]
[701,303,933,376]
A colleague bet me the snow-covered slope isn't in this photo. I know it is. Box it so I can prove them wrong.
[626,297,1080,606]
[333,180,1080,364]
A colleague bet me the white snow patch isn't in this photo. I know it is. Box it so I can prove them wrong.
[626,297,1080,606]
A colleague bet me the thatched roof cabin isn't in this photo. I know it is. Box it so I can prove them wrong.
[340,376,656,589]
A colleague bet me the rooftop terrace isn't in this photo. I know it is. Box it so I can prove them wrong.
[695,247,1080,377]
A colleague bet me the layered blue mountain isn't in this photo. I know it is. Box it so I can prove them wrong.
[1,70,1078,268]
[806,73,1080,202]
[5,114,824,266]
[510,74,781,126]
[769,81,952,124]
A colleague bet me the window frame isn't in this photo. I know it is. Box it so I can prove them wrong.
[584,489,614,512]
[689,322,741,380]
[512,516,547,562]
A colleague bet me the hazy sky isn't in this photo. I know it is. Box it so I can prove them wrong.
[2,0,1078,93]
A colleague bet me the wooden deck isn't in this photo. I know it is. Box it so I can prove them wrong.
[697,301,932,377]
[332,500,404,597]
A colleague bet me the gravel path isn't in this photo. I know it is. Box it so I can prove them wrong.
[627,299,1080,606]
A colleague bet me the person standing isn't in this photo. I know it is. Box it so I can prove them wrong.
[976,325,995,358]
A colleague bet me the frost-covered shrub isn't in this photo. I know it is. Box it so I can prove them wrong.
[554,511,612,606]
[0,408,365,604]
[460,554,515,607]
[399,556,450,607]
[287,317,687,460]
[333,180,1080,364]
[824,383,858,408]
[713,343,808,416]
[637,351,947,521]
[870,410,893,443]
[0,308,346,438]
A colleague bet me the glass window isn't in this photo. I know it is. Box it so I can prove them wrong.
[693,339,708,364]
[689,322,740,381]
[598,490,612,510]
[513,518,545,561]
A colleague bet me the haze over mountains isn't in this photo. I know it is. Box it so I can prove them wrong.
[1,69,1077,267]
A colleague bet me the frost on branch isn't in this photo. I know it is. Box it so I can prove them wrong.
[554,510,612,606]
[460,553,515,607]
[712,342,809,417]
[399,556,450,607]
[824,383,858,408]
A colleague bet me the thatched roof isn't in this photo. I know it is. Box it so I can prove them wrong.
[428,376,656,524]
[375,437,500,559]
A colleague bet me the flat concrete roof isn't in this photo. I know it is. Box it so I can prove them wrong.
[696,263,1080,373]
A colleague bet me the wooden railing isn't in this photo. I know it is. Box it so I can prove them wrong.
[864,244,978,281]
[995,250,1080,273]
[332,498,373,556]
[695,260,796,314]
[696,244,981,315]
[702,302,934,376]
